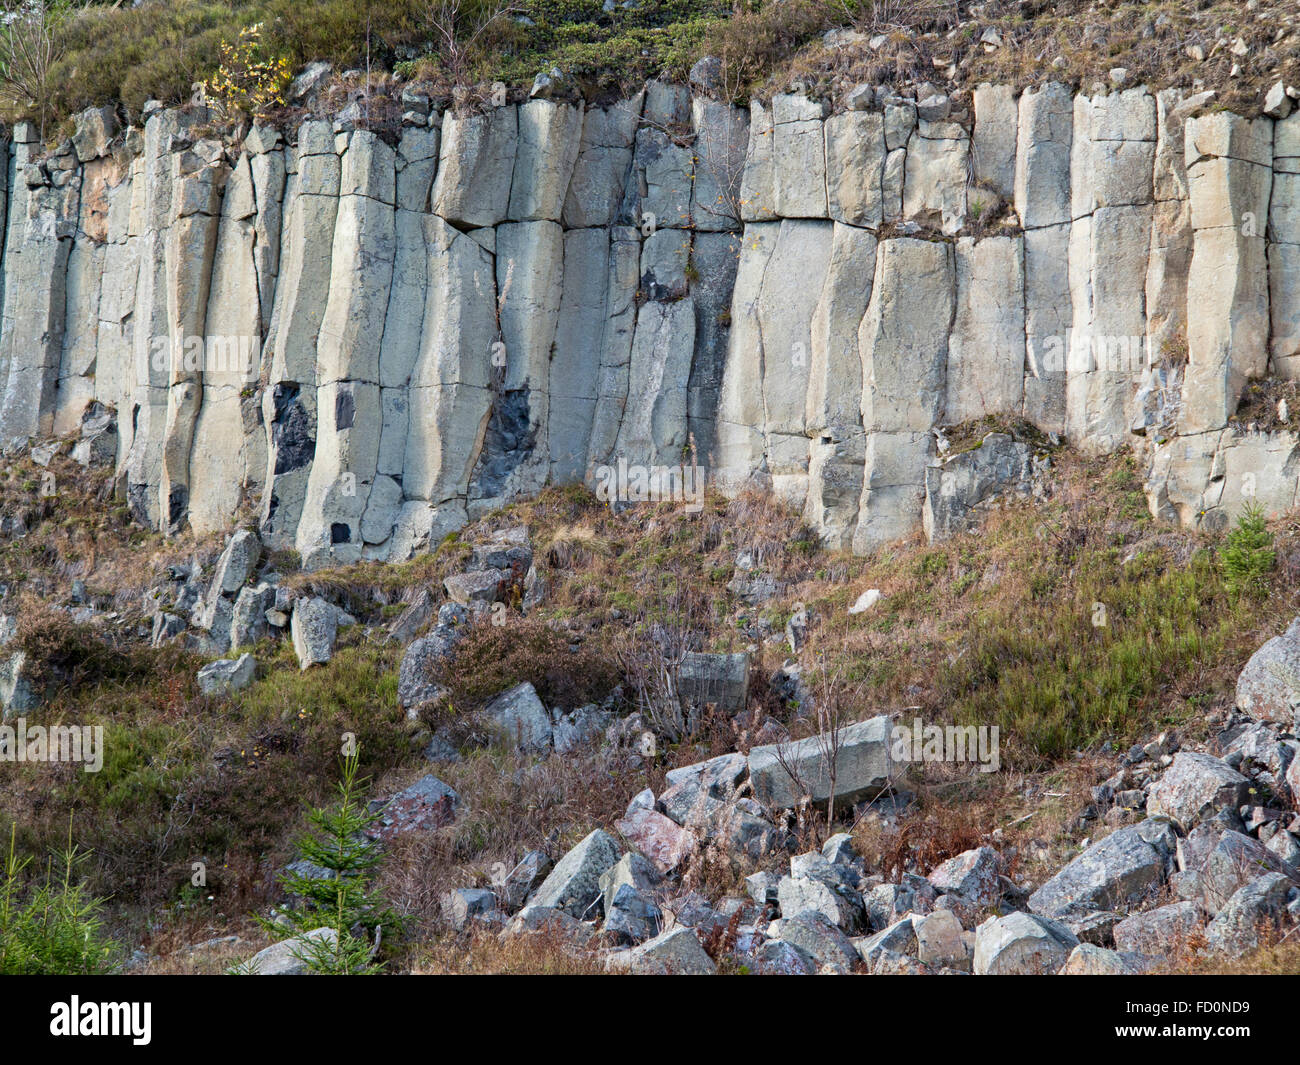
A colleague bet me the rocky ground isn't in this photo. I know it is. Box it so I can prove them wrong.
[1,429,1297,975]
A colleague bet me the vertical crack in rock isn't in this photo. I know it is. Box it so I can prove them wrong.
[8,83,1300,553]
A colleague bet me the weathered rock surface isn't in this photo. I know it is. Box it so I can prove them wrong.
[6,87,1300,553]
[748,716,892,809]
[1028,820,1175,920]
[974,911,1079,975]
[197,653,256,696]
[527,829,622,919]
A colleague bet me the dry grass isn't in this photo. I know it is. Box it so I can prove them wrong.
[414,925,609,974]
[1164,932,1300,975]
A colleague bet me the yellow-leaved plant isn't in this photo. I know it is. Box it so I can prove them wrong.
[201,24,293,119]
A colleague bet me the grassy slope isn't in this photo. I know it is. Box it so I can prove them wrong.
[0,433,1297,971]
[17,0,1300,137]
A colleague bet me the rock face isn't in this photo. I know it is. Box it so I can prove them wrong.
[9,86,1300,557]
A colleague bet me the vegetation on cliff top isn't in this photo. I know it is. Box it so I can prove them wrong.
[2,0,1299,134]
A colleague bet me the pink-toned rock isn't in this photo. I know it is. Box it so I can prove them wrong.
[616,806,696,874]
[365,774,459,842]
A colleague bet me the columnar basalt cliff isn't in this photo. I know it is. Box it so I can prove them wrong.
[3,81,1299,567]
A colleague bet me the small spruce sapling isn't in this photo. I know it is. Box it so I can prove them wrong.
[1222,500,1275,600]
[266,750,402,974]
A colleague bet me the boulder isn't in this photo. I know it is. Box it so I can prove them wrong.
[230,583,275,648]
[773,909,860,973]
[387,589,436,645]
[607,926,716,974]
[599,852,662,915]
[441,887,500,931]
[855,916,918,967]
[290,596,338,670]
[677,652,750,713]
[974,911,1079,975]
[1199,830,1300,913]
[482,681,553,751]
[615,805,695,874]
[872,949,933,975]
[864,882,925,931]
[748,939,817,974]
[777,874,863,932]
[603,883,663,944]
[527,829,622,918]
[443,569,504,606]
[244,927,337,975]
[748,715,892,809]
[927,846,1002,906]
[1236,618,1300,725]
[1112,900,1203,955]
[365,774,459,842]
[73,403,117,467]
[495,850,553,913]
[915,909,971,971]
[1028,820,1175,920]
[1147,751,1249,827]
[211,529,261,596]
[197,653,256,697]
[72,104,119,162]
[397,608,467,710]
[1059,943,1151,975]
[658,752,747,823]
[1205,872,1296,956]
[506,905,595,944]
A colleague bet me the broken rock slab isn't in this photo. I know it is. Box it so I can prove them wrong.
[290,596,338,670]
[747,715,892,810]
[1028,819,1176,920]
[197,653,256,697]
